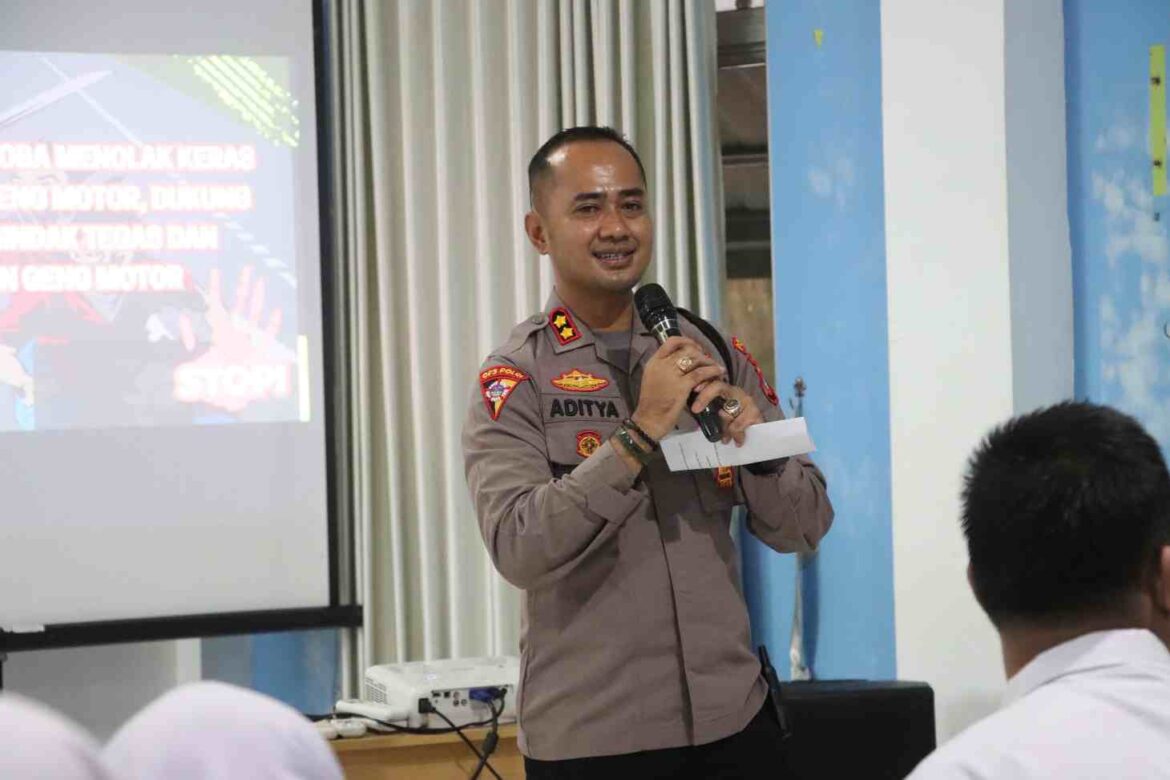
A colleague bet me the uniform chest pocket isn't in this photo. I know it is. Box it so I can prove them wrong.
[545,421,616,477]
[541,390,628,477]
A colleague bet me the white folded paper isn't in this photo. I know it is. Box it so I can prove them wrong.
[660,417,816,472]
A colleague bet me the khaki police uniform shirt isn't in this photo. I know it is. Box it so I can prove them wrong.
[462,292,834,761]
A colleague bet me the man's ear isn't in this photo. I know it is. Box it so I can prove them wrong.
[1153,546,1170,616]
[967,562,975,592]
[524,211,549,255]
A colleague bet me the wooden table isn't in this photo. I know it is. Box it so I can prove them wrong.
[332,724,525,779]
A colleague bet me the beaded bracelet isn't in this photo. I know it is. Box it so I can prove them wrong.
[613,425,653,465]
[622,417,660,451]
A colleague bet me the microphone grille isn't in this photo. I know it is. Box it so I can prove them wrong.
[634,283,674,326]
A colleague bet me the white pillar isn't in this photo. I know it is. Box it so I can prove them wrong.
[1005,0,1075,412]
[880,0,1072,741]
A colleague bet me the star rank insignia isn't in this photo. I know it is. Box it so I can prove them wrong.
[549,307,581,346]
[480,365,529,420]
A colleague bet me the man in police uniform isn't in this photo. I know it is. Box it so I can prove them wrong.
[462,127,833,778]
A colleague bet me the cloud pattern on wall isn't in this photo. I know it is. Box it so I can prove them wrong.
[1092,120,1170,442]
[807,154,856,211]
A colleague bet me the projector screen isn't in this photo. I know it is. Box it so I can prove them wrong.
[0,1,340,637]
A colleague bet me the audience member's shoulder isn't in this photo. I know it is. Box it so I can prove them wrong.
[0,693,113,780]
[105,681,342,780]
[906,706,1019,780]
[910,670,1170,780]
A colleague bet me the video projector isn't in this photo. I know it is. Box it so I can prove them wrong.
[336,656,519,729]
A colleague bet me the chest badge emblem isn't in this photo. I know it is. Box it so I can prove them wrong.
[576,430,602,458]
[551,369,610,393]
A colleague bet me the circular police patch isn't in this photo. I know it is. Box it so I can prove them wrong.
[576,430,602,458]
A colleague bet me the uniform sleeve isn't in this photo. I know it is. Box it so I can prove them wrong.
[730,341,834,554]
[462,356,647,590]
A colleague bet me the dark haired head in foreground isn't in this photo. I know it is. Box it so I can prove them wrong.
[908,402,1170,779]
[963,400,1170,667]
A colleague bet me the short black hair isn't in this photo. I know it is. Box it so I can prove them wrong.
[527,126,647,206]
[962,401,1170,626]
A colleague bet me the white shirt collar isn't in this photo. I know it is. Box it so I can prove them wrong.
[1005,628,1170,705]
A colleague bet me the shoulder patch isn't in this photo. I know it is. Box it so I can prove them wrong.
[576,430,602,458]
[732,336,779,407]
[549,307,581,346]
[551,369,609,393]
[480,365,529,420]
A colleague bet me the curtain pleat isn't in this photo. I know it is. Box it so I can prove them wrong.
[685,1,723,320]
[335,0,726,685]
[618,0,637,142]
[593,0,616,128]
[667,0,691,309]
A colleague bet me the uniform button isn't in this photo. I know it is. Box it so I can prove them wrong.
[531,315,544,324]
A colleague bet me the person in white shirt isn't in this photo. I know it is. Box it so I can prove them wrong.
[103,681,343,780]
[0,692,115,780]
[909,401,1170,779]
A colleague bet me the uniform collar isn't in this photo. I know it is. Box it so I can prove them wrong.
[542,289,657,371]
[1005,628,1170,705]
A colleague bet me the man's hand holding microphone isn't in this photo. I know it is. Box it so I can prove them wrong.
[609,284,765,474]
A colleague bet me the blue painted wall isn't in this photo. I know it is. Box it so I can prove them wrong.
[202,629,339,715]
[1066,0,1170,450]
[742,0,895,680]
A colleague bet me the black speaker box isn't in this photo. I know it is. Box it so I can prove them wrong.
[778,680,936,779]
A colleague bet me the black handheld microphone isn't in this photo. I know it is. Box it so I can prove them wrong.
[634,283,724,443]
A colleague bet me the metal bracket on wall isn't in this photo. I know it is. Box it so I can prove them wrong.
[789,377,806,417]
[788,376,813,681]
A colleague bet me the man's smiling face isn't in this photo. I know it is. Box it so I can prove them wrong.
[528,139,653,299]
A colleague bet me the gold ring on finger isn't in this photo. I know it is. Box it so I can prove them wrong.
[722,397,743,419]
[676,355,695,374]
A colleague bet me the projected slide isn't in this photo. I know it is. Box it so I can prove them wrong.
[0,52,309,431]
